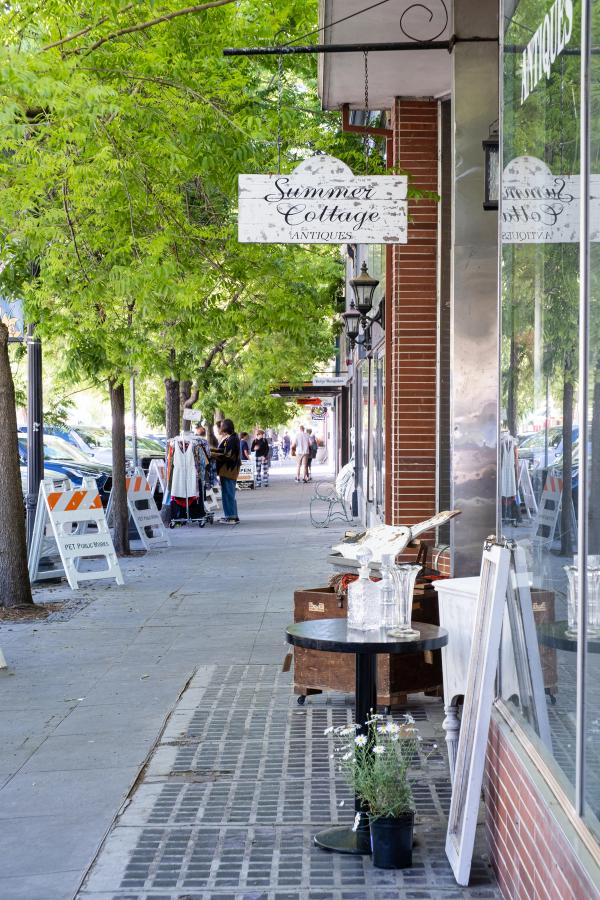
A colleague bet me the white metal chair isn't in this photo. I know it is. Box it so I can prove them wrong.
[309,459,355,528]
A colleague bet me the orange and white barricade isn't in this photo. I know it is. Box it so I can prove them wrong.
[148,458,167,495]
[124,468,170,550]
[28,478,123,590]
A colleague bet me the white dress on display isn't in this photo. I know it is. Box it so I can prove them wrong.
[171,439,198,498]
[500,432,517,498]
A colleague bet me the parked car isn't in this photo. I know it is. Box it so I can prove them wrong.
[17,434,113,506]
[44,425,164,472]
[518,427,566,469]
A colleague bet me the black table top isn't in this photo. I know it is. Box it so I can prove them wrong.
[286,618,448,655]
[537,621,600,654]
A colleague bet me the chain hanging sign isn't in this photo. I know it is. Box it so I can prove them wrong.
[502,155,600,243]
[238,155,407,245]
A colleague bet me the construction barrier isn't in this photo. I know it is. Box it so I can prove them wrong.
[28,478,123,590]
[147,458,167,495]
[518,460,538,519]
[125,469,170,550]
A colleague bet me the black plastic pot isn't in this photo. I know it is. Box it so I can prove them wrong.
[369,812,414,869]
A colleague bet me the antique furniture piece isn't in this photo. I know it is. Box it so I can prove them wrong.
[435,576,557,776]
[293,583,442,705]
[286,618,448,855]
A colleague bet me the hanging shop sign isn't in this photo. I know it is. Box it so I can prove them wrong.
[312,374,348,387]
[520,0,573,105]
[238,155,407,245]
[311,406,326,421]
[502,156,600,244]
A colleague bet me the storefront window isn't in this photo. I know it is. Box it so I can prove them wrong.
[501,0,587,806]
[501,0,600,837]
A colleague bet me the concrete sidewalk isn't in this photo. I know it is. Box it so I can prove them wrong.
[0,463,347,900]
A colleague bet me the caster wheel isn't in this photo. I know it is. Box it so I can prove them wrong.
[169,522,175,529]
[297,695,306,706]
[199,520,206,528]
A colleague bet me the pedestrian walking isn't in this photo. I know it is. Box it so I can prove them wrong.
[240,432,251,461]
[251,429,270,487]
[282,432,291,458]
[292,425,310,483]
[211,419,241,524]
[306,428,318,481]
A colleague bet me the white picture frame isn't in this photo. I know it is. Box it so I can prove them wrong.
[445,541,511,886]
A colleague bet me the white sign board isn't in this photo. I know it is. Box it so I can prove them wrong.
[238,155,407,245]
[312,375,347,387]
[502,156,600,243]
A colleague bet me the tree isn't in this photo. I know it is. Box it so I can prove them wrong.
[0,323,33,607]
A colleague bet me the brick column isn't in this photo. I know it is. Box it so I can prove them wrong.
[389,98,438,527]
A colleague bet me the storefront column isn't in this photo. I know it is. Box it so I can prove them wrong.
[389,99,438,529]
[450,0,499,575]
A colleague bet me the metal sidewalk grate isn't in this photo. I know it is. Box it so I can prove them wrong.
[79,665,500,900]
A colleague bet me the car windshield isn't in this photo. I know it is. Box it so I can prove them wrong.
[519,428,562,450]
[19,435,95,464]
[134,436,164,453]
[77,427,113,449]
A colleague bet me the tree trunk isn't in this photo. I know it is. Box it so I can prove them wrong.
[183,383,200,409]
[590,357,600,554]
[0,323,34,607]
[109,380,130,556]
[180,380,192,416]
[165,378,180,438]
[561,371,574,557]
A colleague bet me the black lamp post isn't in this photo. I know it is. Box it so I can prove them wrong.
[350,261,379,325]
[341,301,361,348]
[342,262,383,352]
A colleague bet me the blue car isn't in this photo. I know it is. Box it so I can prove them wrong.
[18,433,113,506]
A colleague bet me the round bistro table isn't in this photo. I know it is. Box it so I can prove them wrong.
[285,617,448,855]
[537,620,600,653]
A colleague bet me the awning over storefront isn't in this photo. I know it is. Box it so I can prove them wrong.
[318,0,453,109]
[271,382,345,399]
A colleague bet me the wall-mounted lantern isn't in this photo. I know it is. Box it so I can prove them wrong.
[482,122,499,211]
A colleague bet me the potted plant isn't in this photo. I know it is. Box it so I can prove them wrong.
[330,713,431,869]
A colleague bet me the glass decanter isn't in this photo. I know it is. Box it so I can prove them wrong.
[388,564,421,638]
[348,548,379,631]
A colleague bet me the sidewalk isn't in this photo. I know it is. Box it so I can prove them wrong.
[1,463,498,899]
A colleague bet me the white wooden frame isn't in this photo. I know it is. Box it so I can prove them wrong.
[445,541,510,886]
[504,545,552,752]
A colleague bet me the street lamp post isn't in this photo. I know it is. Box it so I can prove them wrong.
[26,324,43,544]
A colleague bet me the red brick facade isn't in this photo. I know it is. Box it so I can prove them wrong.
[485,718,600,900]
[389,98,438,528]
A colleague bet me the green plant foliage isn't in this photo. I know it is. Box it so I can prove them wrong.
[0,1,369,424]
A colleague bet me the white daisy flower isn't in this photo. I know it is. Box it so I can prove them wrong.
[386,722,400,734]
[404,713,415,724]
[323,726,334,735]
[342,751,352,761]
[354,734,367,747]
[373,745,385,755]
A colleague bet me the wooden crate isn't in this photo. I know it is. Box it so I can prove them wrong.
[293,585,443,706]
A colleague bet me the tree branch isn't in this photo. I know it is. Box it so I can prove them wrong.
[41,5,135,52]
[62,182,91,284]
[77,0,237,56]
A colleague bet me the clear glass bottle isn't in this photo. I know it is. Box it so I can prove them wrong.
[380,552,399,630]
[347,548,379,631]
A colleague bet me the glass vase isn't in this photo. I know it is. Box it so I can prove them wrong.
[387,564,421,639]
[563,564,600,638]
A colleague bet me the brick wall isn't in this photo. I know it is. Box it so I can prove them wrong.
[485,718,600,900]
[389,98,438,528]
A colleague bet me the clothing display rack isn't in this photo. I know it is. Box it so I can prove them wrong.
[165,432,213,528]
